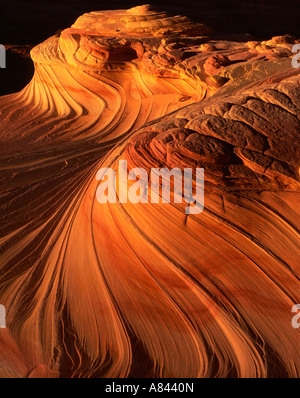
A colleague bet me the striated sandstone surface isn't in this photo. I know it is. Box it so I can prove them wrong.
[0,6,299,378]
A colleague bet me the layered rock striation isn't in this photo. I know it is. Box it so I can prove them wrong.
[0,6,299,378]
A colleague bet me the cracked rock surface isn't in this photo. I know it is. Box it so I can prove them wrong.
[0,5,299,378]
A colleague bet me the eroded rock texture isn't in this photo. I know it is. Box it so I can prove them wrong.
[0,6,299,378]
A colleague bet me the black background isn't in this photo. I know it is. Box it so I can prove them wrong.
[0,0,299,44]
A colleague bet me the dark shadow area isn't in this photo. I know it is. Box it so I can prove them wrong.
[0,0,299,45]
[0,46,34,96]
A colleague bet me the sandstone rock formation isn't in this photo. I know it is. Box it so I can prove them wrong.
[0,6,299,378]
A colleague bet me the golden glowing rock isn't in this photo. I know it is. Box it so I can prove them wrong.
[0,6,299,378]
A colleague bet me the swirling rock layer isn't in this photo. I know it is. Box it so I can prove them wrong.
[0,6,299,378]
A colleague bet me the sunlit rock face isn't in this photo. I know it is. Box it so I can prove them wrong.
[0,6,299,378]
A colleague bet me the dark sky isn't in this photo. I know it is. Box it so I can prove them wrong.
[0,0,299,45]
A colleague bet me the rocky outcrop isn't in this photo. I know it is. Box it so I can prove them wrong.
[0,6,299,378]
[126,74,300,191]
